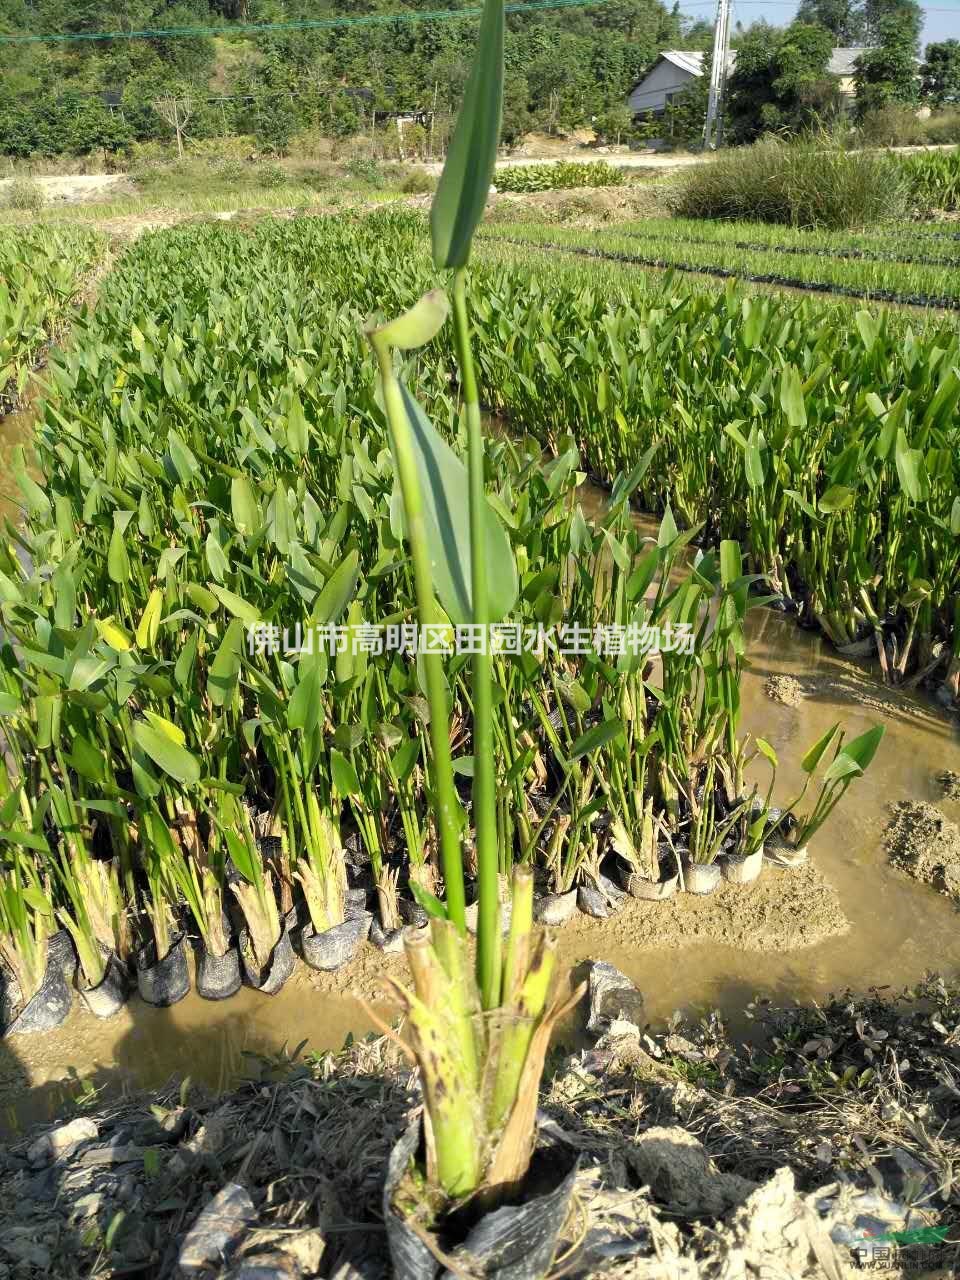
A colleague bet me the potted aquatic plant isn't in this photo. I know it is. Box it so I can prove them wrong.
[363,3,585,1269]
[723,737,778,885]
[777,722,885,863]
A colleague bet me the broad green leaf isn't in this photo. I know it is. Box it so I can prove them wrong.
[136,589,164,650]
[755,737,779,769]
[132,719,200,785]
[368,290,449,351]
[430,0,503,268]
[208,618,245,707]
[209,584,260,626]
[569,717,624,760]
[800,723,841,775]
[96,617,132,651]
[399,383,517,624]
[823,724,884,781]
[312,550,360,625]
[230,476,261,534]
[108,516,131,585]
[143,709,186,747]
[330,748,360,798]
[819,485,855,514]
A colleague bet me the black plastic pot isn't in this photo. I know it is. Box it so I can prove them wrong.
[533,888,578,926]
[136,933,190,1007]
[384,1120,579,1280]
[3,931,76,1037]
[370,918,405,952]
[197,943,242,1001]
[240,924,295,995]
[300,912,372,972]
[80,952,130,1019]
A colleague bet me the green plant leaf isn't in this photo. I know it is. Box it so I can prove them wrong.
[409,879,449,921]
[569,717,624,760]
[399,383,517,623]
[132,720,200,785]
[208,618,245,707]
[823,724,884,782]
[800,723,841,775]
[312,550,360,625]
[330,748,360,798]
[430,0,503,269]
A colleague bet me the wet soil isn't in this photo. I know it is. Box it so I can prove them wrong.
[884,800,960,905]
[939,769,960,801]
[2,434,959,1139]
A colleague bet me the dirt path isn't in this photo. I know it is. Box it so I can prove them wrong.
[0,174,133,204]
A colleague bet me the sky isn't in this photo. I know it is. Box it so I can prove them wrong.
[680,0,958,47]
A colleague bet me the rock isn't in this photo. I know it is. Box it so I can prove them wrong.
[628,1127,755,1218]
[0,1236,51,1270]
[27,1117,98,1167]
[534,889,578,925]
[178,1183,256,1273]
[72,1191,105,1219]
[586,961,645,1035]
[117,1173,138,1202]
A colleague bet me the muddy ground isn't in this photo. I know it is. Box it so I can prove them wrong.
[1,976,957,1279]
[885,800,960,906]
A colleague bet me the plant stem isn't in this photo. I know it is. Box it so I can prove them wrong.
[452,266,501,1010]
[370,338,466,933]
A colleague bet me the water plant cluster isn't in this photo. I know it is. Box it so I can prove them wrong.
[0,208,887,1035]
[493,161,626,195]
[481,219,960,310]
[0,225,103,411]
[471,224,960,684]
[900,145,960,214]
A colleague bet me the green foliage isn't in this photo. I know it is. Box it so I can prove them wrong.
[726,20,839,143]
[400,167,436,195]
[854,2,923,115]
[0,0,685,158]
[494,161,626,194]
[921,40,960,109]
[899,147,960,212]
[672,134,908,228]
[796,0,866,44]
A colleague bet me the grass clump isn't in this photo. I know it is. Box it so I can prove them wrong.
[3,178,45,213]
[673,135,908,229]
[399,166,436,194]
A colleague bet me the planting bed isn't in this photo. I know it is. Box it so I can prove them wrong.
[0,212,958,1185]
[480,222,960,309]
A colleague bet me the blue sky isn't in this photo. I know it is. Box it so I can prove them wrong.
[681,0,958,48]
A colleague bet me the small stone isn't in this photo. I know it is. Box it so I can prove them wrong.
[178,1183,256,1273]
[117,1173,138,1202]
[587,961,645,1035]
[27,1117,98,1167]
[0,1238,51,1269]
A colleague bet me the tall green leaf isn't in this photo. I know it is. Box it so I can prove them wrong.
[430,0,504,269]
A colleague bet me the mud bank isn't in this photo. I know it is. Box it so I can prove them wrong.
[885,800,960,905]
[1,977,957,1279]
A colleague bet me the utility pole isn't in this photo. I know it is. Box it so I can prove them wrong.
[702,0,731,150]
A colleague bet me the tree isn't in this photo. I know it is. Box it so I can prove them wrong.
[152,95,194,159]
[921,40,960,106]
[854,3,922,114]
[796,0,866,44]
[726,21,836,142]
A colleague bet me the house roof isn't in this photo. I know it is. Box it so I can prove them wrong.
[640,45,868,86]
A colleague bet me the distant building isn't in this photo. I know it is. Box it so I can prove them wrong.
[627,48,867,116]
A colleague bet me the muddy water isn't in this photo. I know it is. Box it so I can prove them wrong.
[0,400,33,525]
[1,477,959,1134]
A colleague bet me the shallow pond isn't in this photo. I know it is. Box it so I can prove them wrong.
[1,470,958,1136]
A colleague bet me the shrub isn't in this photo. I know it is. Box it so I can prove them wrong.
[493,160,626,194]
[858,104,930,147]
[898,146,960,212]
[344,156,384,188]
[4,178,45,212]
[672,135,908,229]
[923,111,960,145]
[257,163,287,189]
[399,167,436,194]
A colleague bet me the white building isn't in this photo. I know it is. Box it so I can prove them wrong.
[628,48,866,116]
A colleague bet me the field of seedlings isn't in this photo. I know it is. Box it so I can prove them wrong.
[1,17,959,1266]
[0,225,103,411]
[480,216,960,309]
